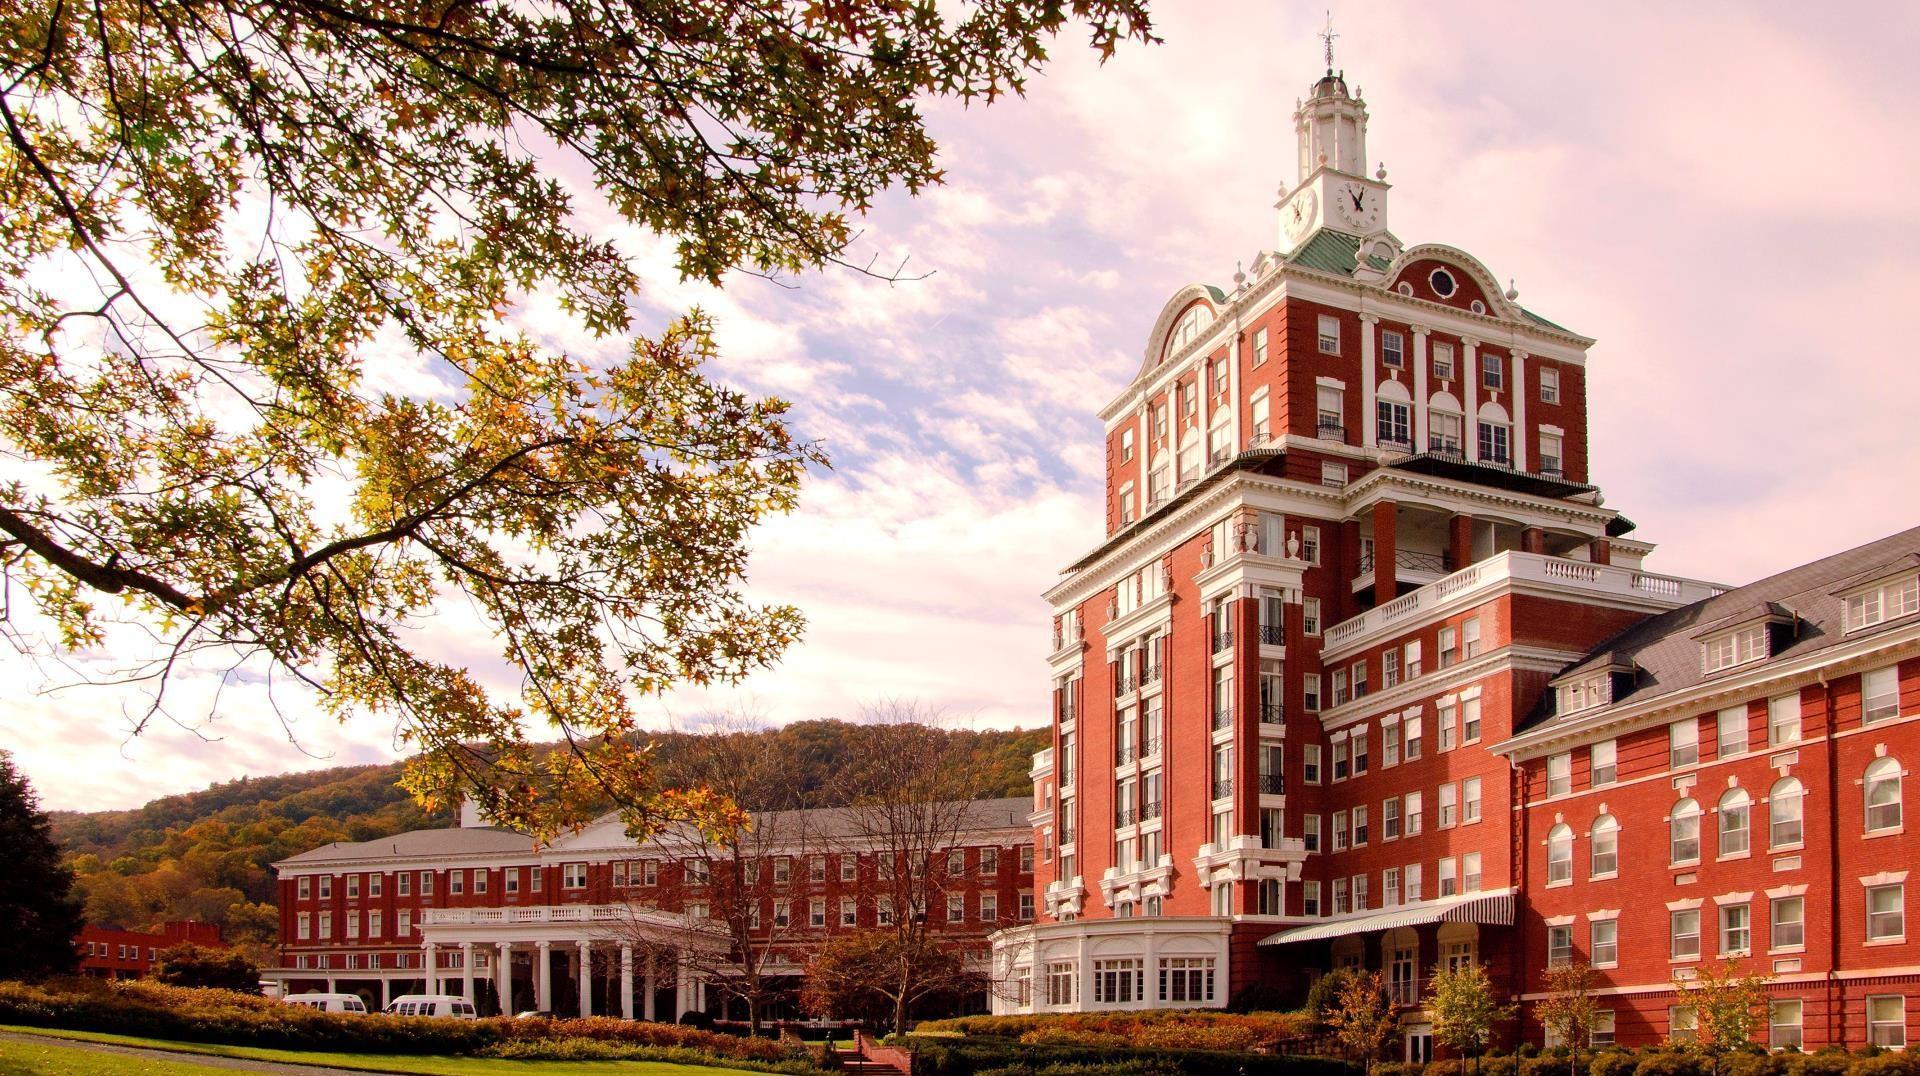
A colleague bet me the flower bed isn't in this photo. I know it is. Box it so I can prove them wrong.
[0,978,819,1072]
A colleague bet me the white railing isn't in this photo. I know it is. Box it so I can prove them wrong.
[423,904,646,927]
[1321,552,1723,654]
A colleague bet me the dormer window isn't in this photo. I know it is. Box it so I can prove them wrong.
[1559,674,1609,716]
[1166,306,1211,358]
[1702,624,1768,674]
[1844,574,1920,634]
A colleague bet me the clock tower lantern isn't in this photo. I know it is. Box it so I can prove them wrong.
[1277,69,1392,247]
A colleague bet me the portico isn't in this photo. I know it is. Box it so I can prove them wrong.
[412,905,725,1018]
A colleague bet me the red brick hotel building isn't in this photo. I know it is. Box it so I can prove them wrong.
[985,60,1920,1059]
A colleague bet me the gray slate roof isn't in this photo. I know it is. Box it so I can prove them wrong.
[277,826,537,866]
[273,798,1033,870]
[1519,524,1920,733]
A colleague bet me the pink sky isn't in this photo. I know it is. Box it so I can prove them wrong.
[12,4,1920,810]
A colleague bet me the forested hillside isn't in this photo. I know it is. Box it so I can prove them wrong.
[51,720,1045,963]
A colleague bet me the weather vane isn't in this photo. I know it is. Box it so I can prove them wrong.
[1320,10,1338,70]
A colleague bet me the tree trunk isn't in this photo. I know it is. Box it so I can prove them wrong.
[893,992,908,1038]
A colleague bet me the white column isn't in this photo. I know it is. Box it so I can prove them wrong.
[495,942,512,1017]
[1137,401,1149,504]
[423,944,437,996]
[1359,314,1378,448]
[674,956,693,1018]
[535,941,552,1012]
[620,946,634,1021]
[1510,351,1528,472]
[577,940,593,1018]
[1411,327,1430,450]
[326,975,337,994]
[460,942,474,1004]
[1461,337,1479,461]
[643,951,657,1021]
[380,977,391,1009]
[1074,930,1091,1015]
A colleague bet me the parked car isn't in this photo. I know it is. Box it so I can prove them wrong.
[282,992,367,1014]
[384,994,478,1019]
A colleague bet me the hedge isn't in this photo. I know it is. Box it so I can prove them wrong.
[899,1033,1352,1076]
[912,1010,1311,1051]
[0,978,819,1072]
[1368,1045,1920,1076]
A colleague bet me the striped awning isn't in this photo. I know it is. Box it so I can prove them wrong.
[1259,888,1515,946]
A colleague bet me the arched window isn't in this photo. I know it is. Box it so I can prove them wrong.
[1164,305,1213,361]
[1546,824,1573,885]
[1428,391,1464,456]
[1670,798,1701,865]
[1769,778,1805,848]
[1718,788,1751,857]
[1590,814,1619,877]
[1866,757,1903,834]
[1477,401,1512,465]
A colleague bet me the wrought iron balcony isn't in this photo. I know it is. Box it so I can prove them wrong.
[1212,777,1234,800]
[1212,706,1234,731]
[1539,459,1564,479]
[1114,806,1139,828]
[1260,702,1285,725]
[1316,418,1347,443]
[1358,548,1451,576]
[1377,431,1413,452]
[1259,623,1285,646]
[1140,735,1162,759]
[1114,672,1137,695]
[1427,436,1464,458]
[1142,663,1162,686]
[1115,742,1137,766]
[1212,626,1234,653]
[1141,799,1163,821]
[1258,772,1286,795]
[1056,704,1076,725]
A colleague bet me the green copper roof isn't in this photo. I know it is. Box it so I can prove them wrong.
[1203,284,1228,303]
[1285,229,1389,276]
[1518,307,1571,333]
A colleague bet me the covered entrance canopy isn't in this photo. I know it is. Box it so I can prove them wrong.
[1258,888,1514,946]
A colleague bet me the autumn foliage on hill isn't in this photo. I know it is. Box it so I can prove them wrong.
[51,720,1044,963]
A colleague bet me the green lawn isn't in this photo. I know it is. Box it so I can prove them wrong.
[0,1027,776,1075]
[0,1037,236,1074]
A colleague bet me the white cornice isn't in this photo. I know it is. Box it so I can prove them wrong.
[1315,645,1587,732]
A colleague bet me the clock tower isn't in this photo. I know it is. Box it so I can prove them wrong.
[1277,69,1391,247]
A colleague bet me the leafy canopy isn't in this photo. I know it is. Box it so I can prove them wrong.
[0,0,1153,838]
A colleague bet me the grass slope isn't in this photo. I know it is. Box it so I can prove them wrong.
[0,1027,770,1075]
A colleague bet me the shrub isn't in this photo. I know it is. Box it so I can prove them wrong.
[913,1009,1308,1051]
[0,978,815,1071]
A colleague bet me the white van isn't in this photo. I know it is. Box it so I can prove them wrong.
[384,994,478,1019]
[283,993,367,1014]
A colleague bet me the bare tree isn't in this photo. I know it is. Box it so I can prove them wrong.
[609,715,820,1032]
[814,701,995,1034]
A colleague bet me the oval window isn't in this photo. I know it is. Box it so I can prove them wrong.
[1429,269,1458,298]
[1470,300,1486,315]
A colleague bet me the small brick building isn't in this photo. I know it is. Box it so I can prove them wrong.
[77,921,223,979]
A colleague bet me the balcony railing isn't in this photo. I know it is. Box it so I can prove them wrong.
[1377,431,1413,452]
[1481,450,1512,467]
[1114,672,1137,695]
[1316,418,1347,443]
[1258,772,1286,795]
[1059,828,1075,846]
[1259,623,1285,646]
[1114,806,1139,828]
[1358,548,1451,576]
[1260,702,1285,725]
[1057,705,1076,725]
[1142,663,1162,686]
[1212,777,1234,800]
[1539,459,1564,479]
[1140,735,1162,759]
[1212,626,1234,653]
[1427,436,1463,458]
[1212,706,1234,731]
[1389,975,1426,1006]
[1115,742,1137,766]
[1141,800,1163,821]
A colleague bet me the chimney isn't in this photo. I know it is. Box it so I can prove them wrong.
[459,795,486,829]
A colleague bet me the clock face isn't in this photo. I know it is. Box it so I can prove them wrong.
[1336,183,1381,230]
[1283,188,1318,241]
